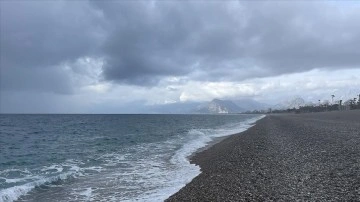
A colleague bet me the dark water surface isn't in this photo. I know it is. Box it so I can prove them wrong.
[0,114,263,202]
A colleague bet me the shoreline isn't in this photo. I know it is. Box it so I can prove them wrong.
[187,135,229,160]
[166,110,360,201]
[187,114,265,161]
[187,115,265,162]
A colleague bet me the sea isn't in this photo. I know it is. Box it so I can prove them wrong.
[0,114,264,202]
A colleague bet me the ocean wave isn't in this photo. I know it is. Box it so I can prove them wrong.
[0,160,90,202]
[0,171,77,202]
[0,114,266,202]
[133,114,265,201]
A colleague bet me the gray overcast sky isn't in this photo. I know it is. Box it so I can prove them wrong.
[1,1,360,113]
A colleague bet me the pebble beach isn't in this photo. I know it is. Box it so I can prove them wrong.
[167,110,360,201]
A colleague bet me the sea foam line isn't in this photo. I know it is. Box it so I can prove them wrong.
[135,114,266,201]
[0,171,78,202]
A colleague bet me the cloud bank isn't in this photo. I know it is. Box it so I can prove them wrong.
[1,1,360,112]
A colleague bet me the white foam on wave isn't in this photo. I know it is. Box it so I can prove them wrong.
[97,153,126,167]
[0,168,31,175]
[0,115,265,202]
[0,168,34,185]
[3,175,38,184]
[41,164,64,173]
[0,171,77,202]
[84,166,104,173]
[0,159,94,202]
[77,187,93,201]
[134,114,266,201]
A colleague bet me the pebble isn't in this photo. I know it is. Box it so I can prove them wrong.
[166,110,360,201]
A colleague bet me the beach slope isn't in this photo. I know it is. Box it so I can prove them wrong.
[167,111,360,201]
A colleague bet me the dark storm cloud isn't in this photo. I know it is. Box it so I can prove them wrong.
[92,1,247,84]
[0,1,104,93]
[1,1,360,89]
[92,1,360,85]
[91,1,201,85]
[243,2,360,74]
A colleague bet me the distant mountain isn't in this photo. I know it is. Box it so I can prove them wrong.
[145,102,202,114]
[233,99,270,111]
[143,98,271,114]
[195,99,244,114]
[273,97,306,110]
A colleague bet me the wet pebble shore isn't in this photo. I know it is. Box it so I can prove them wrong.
[166,111,360,201]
